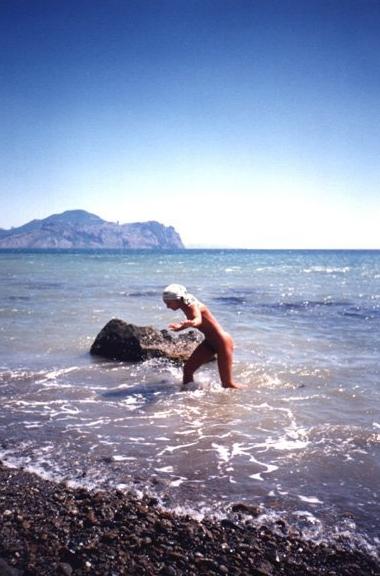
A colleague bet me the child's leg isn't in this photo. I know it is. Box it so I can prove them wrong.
[217,337,246,389]
[183,341,215,384]
[217,337,235,387]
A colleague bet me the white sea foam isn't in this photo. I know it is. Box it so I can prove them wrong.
[281,394,325,403]
[293,510,321,524]
[169,478,185,487]
[23,421,44,429]
[303,266,351,274]
[67,418,109,428]
[43,367,79,380]
[115,483,129,490]
[157,441,199,456]
[211,443,230,462]
[113,455,136,462]
[121,396,139,405]
[249,457,279,481]
[155,466,174,473]
[298,495,323,504]
[268,437,309,451]
[174,429,197,436]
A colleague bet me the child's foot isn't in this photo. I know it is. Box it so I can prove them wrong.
[223,382,247,389]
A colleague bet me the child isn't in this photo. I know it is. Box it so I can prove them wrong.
[163,284,245,389]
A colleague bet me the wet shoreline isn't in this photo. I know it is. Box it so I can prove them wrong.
[0,462,378,576]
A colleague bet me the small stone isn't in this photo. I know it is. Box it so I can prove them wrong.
[102,531,118,543]
[0,559,23,576]
[160,566,177,576]
[232,503,261,517]
[58,563,73,576]
[101,456,113,464]
[195,557,218,570]
[167,551,186,563]
[201,525,214,539]
[274,519,287,532]
[85,510,98,525]
[343,563,363,574]
[253,559,274,576]
[221,519,239,530]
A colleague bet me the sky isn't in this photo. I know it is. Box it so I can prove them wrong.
[1,0,379,248]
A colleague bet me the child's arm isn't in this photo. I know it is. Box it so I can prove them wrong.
[169,304,202,331]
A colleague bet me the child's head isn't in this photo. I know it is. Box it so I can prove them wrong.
[163,283,187,302]
[162,284,196,307]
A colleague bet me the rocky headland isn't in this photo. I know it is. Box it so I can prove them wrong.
[0,210,184,250]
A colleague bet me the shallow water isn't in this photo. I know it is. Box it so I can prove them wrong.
[0,249,379,554]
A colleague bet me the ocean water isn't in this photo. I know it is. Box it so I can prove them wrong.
[0,249,379,555]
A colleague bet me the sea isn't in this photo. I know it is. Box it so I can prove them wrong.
[0,249,379,557]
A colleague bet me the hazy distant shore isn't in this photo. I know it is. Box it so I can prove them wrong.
[0,462,378,576]
[0,210,184,250]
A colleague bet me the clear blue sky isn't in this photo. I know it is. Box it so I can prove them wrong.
[1,0,379,248]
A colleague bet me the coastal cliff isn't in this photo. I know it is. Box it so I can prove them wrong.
[0,210,184,250]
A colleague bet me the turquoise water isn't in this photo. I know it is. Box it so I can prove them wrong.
[0,250,379,554]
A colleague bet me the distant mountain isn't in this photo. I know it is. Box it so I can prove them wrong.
[0,210,185,250]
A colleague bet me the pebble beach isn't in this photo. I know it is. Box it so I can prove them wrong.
[0,462,379,576]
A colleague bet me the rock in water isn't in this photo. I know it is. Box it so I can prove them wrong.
[90,319,203,362]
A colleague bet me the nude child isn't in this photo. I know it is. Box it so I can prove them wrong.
[162,284,245,389]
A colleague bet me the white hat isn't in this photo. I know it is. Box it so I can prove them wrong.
[162,284,197,306]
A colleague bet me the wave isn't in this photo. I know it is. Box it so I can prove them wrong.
[303,266,351,274]
[126,290,160,298]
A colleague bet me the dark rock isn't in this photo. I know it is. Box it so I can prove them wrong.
[166,551,187,563]
[85,510,98,525]
[220,519,240,530]
[195,556,219,570]
[252,560,274,576]
[100,456,113,464]
[90,319,203,362]
[231,503,261,517]
[264,541,280,563]
[160,567,177,576]
[274,519,287,533]
[58,563,73,576]
[102,530,118,543]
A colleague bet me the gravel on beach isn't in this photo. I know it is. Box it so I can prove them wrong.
[0,462,378,576]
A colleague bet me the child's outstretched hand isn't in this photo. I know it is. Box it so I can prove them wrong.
[169,322,182,331]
